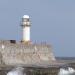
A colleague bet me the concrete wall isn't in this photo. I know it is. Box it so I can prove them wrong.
[0,40,55,65]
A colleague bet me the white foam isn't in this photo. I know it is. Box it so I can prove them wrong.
[58,67,75,75]
[7,67,26,75]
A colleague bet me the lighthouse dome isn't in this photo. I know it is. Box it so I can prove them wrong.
[23,15,29,19]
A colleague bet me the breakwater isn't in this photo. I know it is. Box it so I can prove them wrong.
[0,62,75,75]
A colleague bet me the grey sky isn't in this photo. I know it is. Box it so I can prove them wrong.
[0,0,74,57]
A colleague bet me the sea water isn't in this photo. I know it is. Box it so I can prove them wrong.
[6,66,75,75]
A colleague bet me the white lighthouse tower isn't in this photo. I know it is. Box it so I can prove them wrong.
[21,15,31,43]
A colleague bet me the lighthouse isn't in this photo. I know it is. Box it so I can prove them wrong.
[21,15,31,43]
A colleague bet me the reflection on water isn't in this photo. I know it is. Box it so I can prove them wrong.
[7,67,26,75]
[58,67,75,75]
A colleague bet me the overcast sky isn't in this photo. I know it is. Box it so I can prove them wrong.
[0,0,74,57]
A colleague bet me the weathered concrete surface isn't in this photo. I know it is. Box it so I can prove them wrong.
[0,40,55,66]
